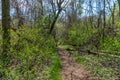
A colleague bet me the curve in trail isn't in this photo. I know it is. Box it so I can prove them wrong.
[58,47,92,80]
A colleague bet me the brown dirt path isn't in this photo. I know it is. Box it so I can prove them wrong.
[58,47,92,80]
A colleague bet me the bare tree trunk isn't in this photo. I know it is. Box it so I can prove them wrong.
[117,0,120,17]
[102,0,106,42]
[50,9,62,34]
[107,0,116,26]
[97,12,102,28]
[40,0,44,16]
[2,0,11,66]
[111,3,116,26]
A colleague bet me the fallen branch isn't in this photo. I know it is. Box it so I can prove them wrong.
[79,49,120,58]
[98,50,120,56]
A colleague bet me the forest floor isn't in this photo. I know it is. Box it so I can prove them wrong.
[58,46,93,80]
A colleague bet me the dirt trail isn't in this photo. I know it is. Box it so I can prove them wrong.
[58,47,92,80]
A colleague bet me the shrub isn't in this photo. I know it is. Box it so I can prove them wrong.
[0,27,61,80]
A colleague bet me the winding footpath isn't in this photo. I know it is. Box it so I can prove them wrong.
[58,47,92,80]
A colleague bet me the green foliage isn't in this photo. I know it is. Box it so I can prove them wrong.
[66,23,120,79]
[115,21,120,27]
[0,27,61,80]
[66,23,98,46]
[55,23,67,44]
[0,27,2,53]
[100,36,120,52]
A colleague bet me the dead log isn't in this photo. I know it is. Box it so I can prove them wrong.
[78,49,99,55]
[79,49,120,58]
[98,50,120,55]
[87,50,99,55]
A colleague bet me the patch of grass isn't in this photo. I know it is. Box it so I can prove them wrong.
[75,53,120,80]
[49,52,62,80]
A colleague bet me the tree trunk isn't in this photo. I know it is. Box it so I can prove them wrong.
[111,4,116,26]
[117,0,120,17]
[2,0,11,66]
[102,0,106,42]
[49,9,62,34]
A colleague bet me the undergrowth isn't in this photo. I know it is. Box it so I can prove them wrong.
[0,27,61,80]
[75,53,120,80]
